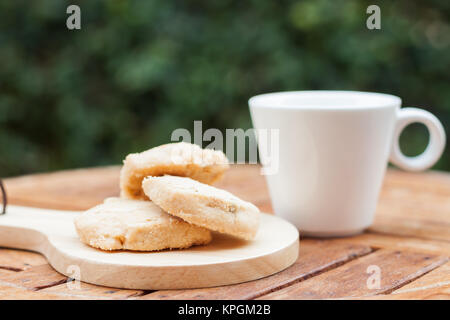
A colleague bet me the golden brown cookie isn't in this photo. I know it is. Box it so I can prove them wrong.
[74,197,212,251]
[120,142,229,200]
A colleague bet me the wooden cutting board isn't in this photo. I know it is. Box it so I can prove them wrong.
[0,205,299,290]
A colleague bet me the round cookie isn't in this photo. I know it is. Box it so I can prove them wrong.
[142,176,260,240]
[74,197,212,251]
[120,142,229,200]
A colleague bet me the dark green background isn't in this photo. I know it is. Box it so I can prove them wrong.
[0,0,449,177]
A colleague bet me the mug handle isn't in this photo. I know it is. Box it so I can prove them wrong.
[390,107,446,171]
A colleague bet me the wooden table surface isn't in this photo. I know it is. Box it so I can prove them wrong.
[1,165,449,300]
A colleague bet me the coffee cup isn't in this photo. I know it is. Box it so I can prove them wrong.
[249,91,445,237]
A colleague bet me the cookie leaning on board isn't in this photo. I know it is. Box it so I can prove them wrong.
[74,142,260,251]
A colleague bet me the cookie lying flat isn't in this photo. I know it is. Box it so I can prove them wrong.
[120,142,229,200]
[74,197,212,251]
[142,176,260,240]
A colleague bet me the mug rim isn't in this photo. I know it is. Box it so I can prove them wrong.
[248,90,402,111]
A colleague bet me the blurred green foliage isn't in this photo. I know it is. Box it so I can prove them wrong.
[0,0,449,176]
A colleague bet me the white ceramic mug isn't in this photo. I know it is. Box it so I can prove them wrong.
[249,91,446,237]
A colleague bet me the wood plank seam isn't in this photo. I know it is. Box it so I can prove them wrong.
[42,283,150,300]
[0,278,147,300]
[0,266,22,272]
[34,278,69,291]
[255,249,448,300]
[391,261,450,295]
[0,263,68,291]
[366,284,450,300]
[0,278,70,293]
[246,247,377,300]
[127,290,156,298]
[136,242,373,300]
[335,255,449,299]
[393,282,450,295]
[378,257,449,295]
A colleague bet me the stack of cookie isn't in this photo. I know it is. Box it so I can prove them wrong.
[74,142,260,251]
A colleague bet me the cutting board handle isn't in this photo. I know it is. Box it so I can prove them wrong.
[0,205,79,252]
[0,205,299,290]
[0,178,6,214]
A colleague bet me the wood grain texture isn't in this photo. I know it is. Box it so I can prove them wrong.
[0,284,77,300]
[0,264,67,290]
[139,240,372,300]
[361,284,450,300]
[257,250,448,299]
[392,261,450,294]
[0,248,47,272]
[372,170,450,242]
[4,166,121,210]
[41,282,146,299]
[332,233,450,255]
[1,165,450,299]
